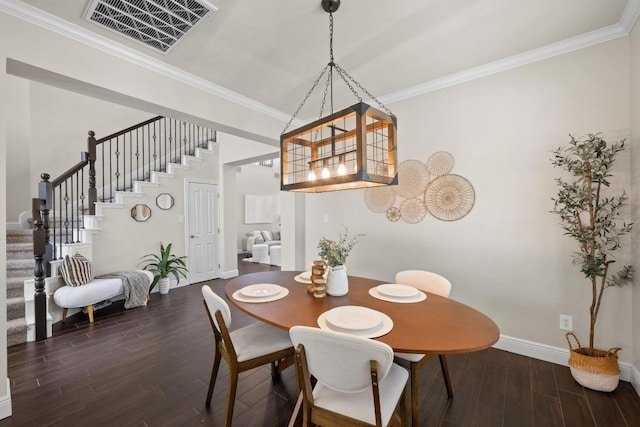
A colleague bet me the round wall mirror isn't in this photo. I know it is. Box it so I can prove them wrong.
[156,193,175,210]
[131,204,152,222]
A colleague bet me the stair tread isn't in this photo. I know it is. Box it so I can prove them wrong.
[7,259,34,268]
[7,317,27,331]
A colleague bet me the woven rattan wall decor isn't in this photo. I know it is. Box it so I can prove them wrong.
[364,151,475,223]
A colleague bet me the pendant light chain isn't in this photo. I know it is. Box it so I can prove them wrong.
[282,5,395,136]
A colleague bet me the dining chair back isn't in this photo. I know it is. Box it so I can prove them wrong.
[394,269,451,297]
[202,286,294,427]
[290,326,408,426]
[393,270,454,427]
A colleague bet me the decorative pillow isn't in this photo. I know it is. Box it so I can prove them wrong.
[59,253,94,287]
[261,230,273,242]
[252,230,263,238]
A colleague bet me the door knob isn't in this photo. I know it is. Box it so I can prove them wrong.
[190,234,196,238]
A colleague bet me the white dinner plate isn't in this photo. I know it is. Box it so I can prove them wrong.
[300,271,312,280]
[240,283,281,298]
[232,287,289,303]
[317,309,393,339]
[376,284,419,298]
[324,306,382,331]
[368,287,426,304]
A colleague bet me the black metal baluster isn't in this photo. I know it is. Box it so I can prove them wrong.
[63,180,70,244]
[101,143,105,202]
[80,168,86,230]
[147,124,151,176]
[153,121,157,172]
[58,188,62,256]
[115,136,121,192]
[164,118,167,171]
[136,128,140,182]
[109,139,113,202]
[129,131,133,191]
[52,187,57,260]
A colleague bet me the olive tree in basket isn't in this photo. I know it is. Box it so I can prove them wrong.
[551,133,633,391]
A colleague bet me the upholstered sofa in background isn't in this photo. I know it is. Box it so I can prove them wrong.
[241,230,281,252]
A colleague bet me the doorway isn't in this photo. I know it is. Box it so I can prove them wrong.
[185,179,219,283]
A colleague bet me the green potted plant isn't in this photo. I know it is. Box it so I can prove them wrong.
[139,243,188,295]
[550,133,633,391]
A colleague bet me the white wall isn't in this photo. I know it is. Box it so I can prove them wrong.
[629,16,640,389]
[90,149,220,278]
[234,165,281,249]
[0,54,11,419]
[302,38,635,362]
[5,76,31,222]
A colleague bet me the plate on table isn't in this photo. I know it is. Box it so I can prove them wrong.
[368,287,426,303]
[317,307,393,339]
[294,273,312,284]
[376,284,419,298]
[240,283,282,298]
[300,271,312,280]
[325,306,382,331]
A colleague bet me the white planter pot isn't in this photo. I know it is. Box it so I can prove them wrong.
[158,277,171,295]
[326,265,348,296]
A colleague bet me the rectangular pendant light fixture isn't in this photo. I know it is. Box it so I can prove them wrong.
[281,102,397,193]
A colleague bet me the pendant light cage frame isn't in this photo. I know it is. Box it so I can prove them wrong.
[281,102,397,192]
[280,0,398,192]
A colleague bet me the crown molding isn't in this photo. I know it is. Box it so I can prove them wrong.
[2,0,640,117]
[379,22,630,105]
[0,0,295,125]
[620,0,640,33]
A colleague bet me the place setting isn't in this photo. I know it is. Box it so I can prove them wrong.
[232,283,289,303]
[294,270,312,284]
[317,305,393,338]
[368,283,427,303]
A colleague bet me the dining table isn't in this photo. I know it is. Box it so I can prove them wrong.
[225,270,499,426]
[224,270,499,355]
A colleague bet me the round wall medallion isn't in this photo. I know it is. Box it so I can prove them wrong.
[394,160,429,198]
[400,198,427,224]
[426,151,455,176]
[365,186,396,213]
[386,206,401,222]
[425,174,475,221]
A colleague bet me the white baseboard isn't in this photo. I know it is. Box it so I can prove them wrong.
[494,334,635,385]
[631,364,640,396]
[0,379,12,420]
[220,269,239,279]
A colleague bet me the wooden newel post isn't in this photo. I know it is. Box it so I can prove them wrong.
[88,131,97,215]
[39,173,53,276]
[33,219,47,341]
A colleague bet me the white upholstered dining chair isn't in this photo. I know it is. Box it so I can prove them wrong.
[394,270,454,427]
[202,286,294,427]
[289,325,409,427]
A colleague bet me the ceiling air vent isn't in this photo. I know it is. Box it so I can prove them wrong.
[84,0,217,54]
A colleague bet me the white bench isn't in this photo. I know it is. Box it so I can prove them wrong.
[53,270,153,323]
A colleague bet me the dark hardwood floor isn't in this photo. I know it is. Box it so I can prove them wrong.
[3,256,640,426]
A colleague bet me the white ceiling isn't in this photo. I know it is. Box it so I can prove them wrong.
[13,0,638,118]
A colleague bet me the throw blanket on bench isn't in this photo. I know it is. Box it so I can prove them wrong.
[96,271,150,309]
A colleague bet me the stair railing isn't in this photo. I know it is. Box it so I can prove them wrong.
[31,116,216,340]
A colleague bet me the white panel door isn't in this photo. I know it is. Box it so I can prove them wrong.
[187,181,219,283]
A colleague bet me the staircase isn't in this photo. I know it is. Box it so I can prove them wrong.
[25,116,219,342]
[6,229,32,346]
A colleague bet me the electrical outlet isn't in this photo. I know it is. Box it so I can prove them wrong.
[560,314,573,331]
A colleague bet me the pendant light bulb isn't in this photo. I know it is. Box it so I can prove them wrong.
[308,170,317,181]
[337,154,347,175]
[321,167,331,179]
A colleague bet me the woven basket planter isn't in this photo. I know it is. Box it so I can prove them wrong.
[566,333,621,392]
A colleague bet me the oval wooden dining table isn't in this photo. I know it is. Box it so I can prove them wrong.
[224,270,499,356]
